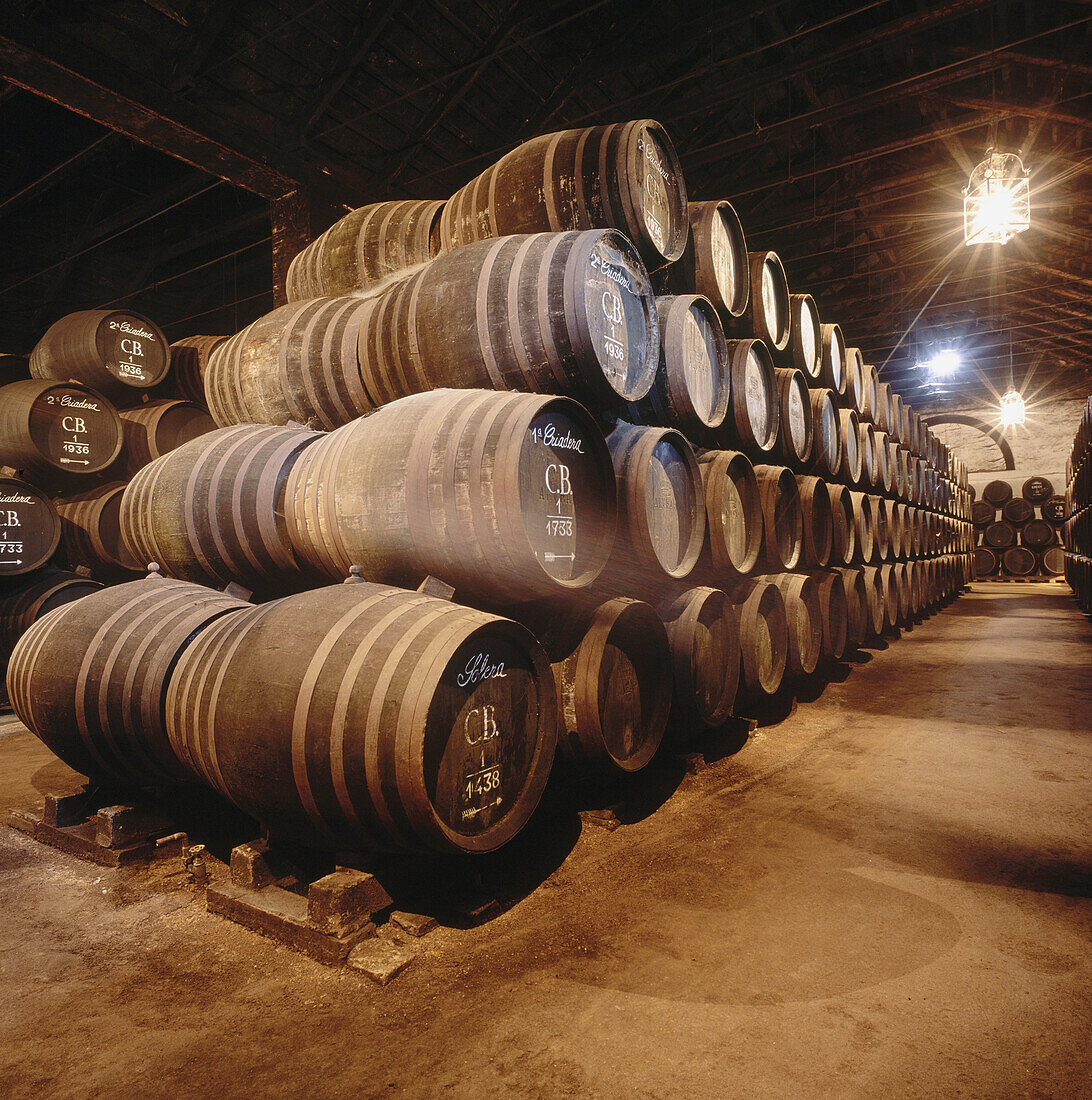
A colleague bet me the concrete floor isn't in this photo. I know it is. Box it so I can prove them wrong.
[0,581,1090,1099]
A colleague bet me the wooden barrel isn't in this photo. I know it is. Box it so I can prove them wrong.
[1002,546,1036,577]
[873,381,891,433]
[697,449,762,575]
[629,295,729,436]
[166,336,225,407]
[773,367,813,466]
[0,476,61,577]
[779,293,821,378]
[657,199,749,319]
[905,560,922,616]
[871,495,891,561]
[855,564,885,636]
[890,562,911,623]
[753,465,803,570]
[1001,497,1034,526]
[857,421,878,488]
[874,431,893,494]
[818,323,846,395]
[811,570,848,663]
[0,568,102,666]
[890,501,908,560]
[834,566,869,647]
[7,574,245,785]
[730,252,789,352]
[29,310,170,394]
[1021,518,1056,550]
[0,380,123,477]
[439,120,689,269]
[982,479,1012,507]
[729,579,788,696]
[55,482,143,577]
[529,596,669,772]
[607,423,704,580]
[843,346,866,416]
[286,200,444,300]
[118,399,215,475]
[723,339,779,454]
[1020,476,1052,505]
[165,581,557,853]
[886,388,903,444]
[837,408,862,485]
[983,521,1015,550]
[860,368,884,425]
[658,586,739,727]
[849,491,875,564]
[1041,546,1064,575]
[205,296,374,431]
[1041,496,1066,524]
[121,423,322,594]
[809,389,841,480]
[796,475,833,568]
[355,229,659,411]
[865,564,898,632]
[974,546,998,577]
[827,483,856,566]
[769,572,822,677]
[286,389,617,603]
[893,443,909,500]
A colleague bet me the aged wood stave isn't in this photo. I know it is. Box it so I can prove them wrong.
[628,294,729,436]
[607,422,705,581]
[6,574,245,785]
[696,448,763,576]
[658,585,740,728]
[55,482,143,577]
[286,199,444,300]
[205,296,374,430]
[120,422,322,594]
[285,389,617,604]
[166,581,558,853]
[439,120,689,269]
[118,398,216,476]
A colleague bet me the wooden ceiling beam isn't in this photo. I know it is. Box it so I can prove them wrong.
[0,30,300,198]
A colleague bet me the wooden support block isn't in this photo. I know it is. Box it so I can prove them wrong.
[42,789,92,828]
[390,911,437,938]
[207,881,375,967]
[92,804,176,849]
[229,840,274,890]
[307,870,391,938]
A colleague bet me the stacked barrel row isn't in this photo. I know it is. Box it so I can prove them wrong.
[172,116,969,770]
[6,572,560,855]
[6,117,974,863]
[971,478,1066,579]
[1063,396,1092,609]
[0,312,220,686]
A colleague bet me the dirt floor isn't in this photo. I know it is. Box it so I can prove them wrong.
[0,581,1089,1099]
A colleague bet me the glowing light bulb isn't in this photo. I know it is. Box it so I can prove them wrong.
[1000,389,1026,427]
[926,349,961,378]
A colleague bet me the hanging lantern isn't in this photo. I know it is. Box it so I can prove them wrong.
[963,149,1030,246]
[1000,388,1026,427]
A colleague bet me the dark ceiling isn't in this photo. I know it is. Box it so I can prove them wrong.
[0,0,1088,406]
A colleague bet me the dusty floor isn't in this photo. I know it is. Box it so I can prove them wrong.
[0,582,1089,1099]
